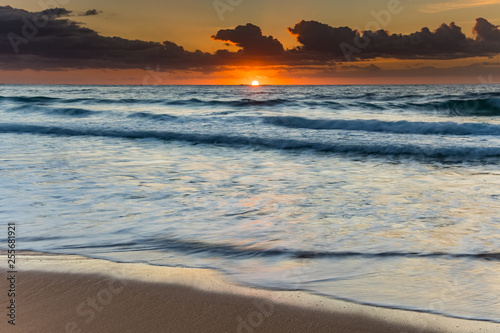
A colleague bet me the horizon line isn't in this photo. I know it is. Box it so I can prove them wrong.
[1,83,499,87]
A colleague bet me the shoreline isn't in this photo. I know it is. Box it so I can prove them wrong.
[1,251,499,333]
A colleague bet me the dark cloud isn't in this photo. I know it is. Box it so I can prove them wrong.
[342,64,381,71]
[287,20,356,54]
[0,6,213,70]
[43,8,72,17]
[79,9,101,17]
[288,19,500,61]
[473,18,500,42]
[211,23,284,55]
[1,5,500,73]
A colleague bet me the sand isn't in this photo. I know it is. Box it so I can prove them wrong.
[1,251,499,333]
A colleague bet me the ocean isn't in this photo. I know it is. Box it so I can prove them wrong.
[1,84,499,322]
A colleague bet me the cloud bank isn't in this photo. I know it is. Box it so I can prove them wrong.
[287,19,500,60]
[0,6,214,70]
[1,6,500,71]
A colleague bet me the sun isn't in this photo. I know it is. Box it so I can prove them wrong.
[251,80,260,86]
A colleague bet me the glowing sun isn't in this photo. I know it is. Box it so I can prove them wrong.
[251,81,260,86]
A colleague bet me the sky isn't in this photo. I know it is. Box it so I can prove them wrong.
[1,0,500,84]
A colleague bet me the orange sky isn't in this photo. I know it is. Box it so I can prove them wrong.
[2,1,500,84]
[12,0,500,51]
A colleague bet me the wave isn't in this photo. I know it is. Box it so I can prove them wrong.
[263,116,500,135]
[409,98,500,116]
[0,95,295,108]
[71,96,500,114]
[5,105,179,120]
[355,102,386,110]
[0,95,151,105]
[164,98,294,107]
[6,105,99,117]
[309,92,376,100]
[304,101,343,109]
[460,91,500,99]
[57,236,500,261]
[1,123,499,161]
[126,112,177,121]
[0,96,60,103]
[3,94,500,116]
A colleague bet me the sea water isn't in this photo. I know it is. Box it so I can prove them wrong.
[1,84,499,322]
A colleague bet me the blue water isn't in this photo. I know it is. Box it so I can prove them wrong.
[1,84,499,322]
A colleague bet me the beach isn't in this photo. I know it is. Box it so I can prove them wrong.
[1,84,500,326]
[2,1,500,331]
[1,251,499,333]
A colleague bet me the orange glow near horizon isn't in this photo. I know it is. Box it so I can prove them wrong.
[0,63,498,86]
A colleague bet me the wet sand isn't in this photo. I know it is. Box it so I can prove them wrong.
[1,251,499,333]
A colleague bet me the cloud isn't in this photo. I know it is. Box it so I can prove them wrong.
[211,23,284,55]
[420,0,500,13]
[1,5,500,73]
[287,19,500,61]
[287,20,356,55]
[44,7,72,17]
[342,64,382,71]
[79,9,101,17]
[473,17,500,42]
[0,6,213,70]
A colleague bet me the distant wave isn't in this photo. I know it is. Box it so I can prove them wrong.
[263,116,500,135]
[0,96,158,105]
[309,92,376,100]
[1,123,499,161]
[0,95,147,104]
[2,94,500,115]
[6,105,99,117]
[55,236,500,261]
[409,98,500,116]
[461,91,500,99]
[5,105,181,120]
[0,95,295,107]
[0,96,59,103]
[126,112,178,121]
[355,102,386,110]
[165,98,294,107]
[303,101,343,109]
